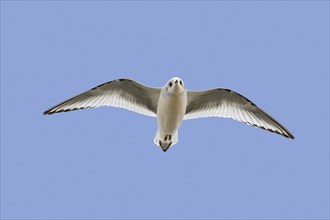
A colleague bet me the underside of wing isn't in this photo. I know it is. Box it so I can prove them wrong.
[44,79,160,117]
[185,88,294,139]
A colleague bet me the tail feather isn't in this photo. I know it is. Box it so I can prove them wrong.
[154,130,178,152]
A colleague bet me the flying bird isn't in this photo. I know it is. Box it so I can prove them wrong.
[44,77,294,151]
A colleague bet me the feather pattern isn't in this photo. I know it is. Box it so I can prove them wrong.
[43,79,160,117]
[185,88,294,139]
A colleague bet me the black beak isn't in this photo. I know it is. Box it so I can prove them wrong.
[174,80,178,84]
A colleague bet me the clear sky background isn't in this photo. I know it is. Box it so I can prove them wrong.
[1,1,329,219]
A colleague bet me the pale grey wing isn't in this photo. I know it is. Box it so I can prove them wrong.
[43,79,160,117]
[185,88,294,139]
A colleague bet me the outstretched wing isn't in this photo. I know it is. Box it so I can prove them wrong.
[185,88,294,139]
[44,79,160,117]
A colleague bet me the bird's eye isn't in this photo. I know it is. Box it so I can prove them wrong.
[169,82,172,87]
[179,80,182,85]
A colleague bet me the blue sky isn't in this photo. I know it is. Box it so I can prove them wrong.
[1,1,329,219]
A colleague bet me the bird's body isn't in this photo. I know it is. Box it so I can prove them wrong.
[44,77,294,152]
[155,77,187,151]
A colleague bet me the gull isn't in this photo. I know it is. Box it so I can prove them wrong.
[44,77,294,152]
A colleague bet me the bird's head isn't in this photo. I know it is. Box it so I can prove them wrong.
[166,77,185,94]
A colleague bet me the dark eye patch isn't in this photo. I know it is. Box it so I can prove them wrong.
[179,80,182,85]
[169,82,173,87]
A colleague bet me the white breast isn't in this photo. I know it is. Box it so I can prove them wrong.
[156,89,187,134]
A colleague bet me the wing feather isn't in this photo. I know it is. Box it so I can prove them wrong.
[185,88,294,139]
[44,79,160,117]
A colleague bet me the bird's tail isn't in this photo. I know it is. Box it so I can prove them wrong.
[154,130,178,152]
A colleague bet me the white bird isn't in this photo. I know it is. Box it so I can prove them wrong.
[44,77,294,151]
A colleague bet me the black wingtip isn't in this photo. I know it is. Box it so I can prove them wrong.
[287,133,295,140]
[275,130,295,140]
[43,110,51,115]
[280,128,295,140]
[43,108,59,115]
[43,111,56,115]
[280,131,295,140]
